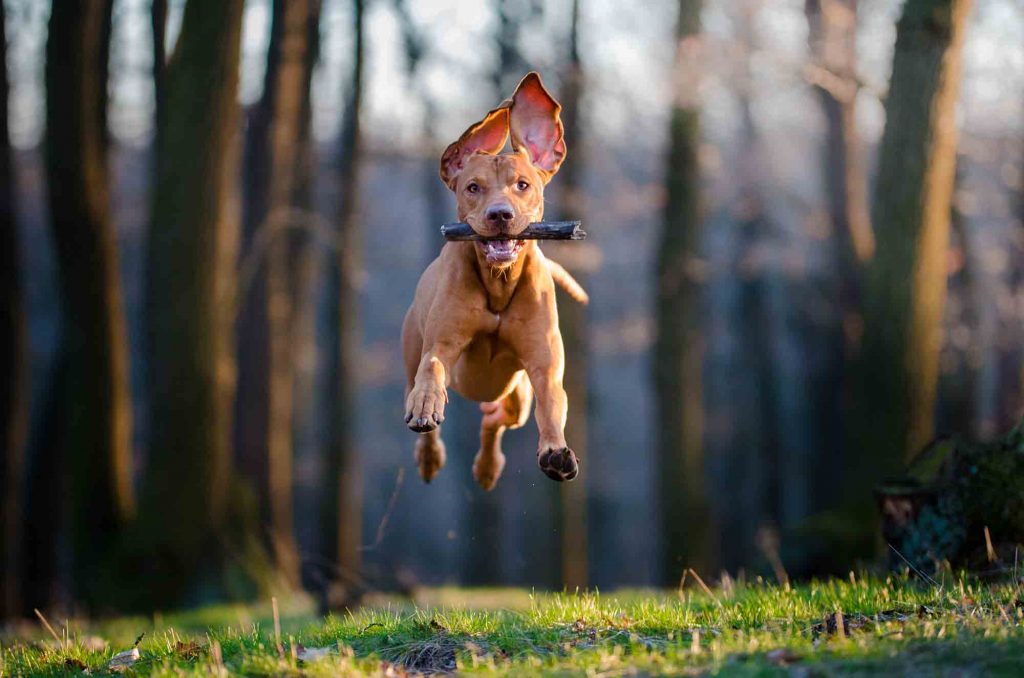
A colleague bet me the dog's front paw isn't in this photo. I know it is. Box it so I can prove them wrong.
[405,383,447,433]
[538,447,579,482]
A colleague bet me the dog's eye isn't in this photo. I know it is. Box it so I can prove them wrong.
[516,180,530,191]
[466,182,481,194]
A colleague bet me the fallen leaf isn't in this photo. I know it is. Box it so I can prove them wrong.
[107,647,140,672]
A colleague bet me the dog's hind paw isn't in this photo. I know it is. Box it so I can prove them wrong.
[473,450,506,491]
[415,436,446,483]
[537,447,579,482]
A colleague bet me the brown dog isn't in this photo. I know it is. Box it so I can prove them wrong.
[401,72,588,490]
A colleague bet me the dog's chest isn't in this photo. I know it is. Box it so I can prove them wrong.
[467,331,516,364]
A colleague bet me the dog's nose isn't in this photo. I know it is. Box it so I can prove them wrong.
[485,205,515,226]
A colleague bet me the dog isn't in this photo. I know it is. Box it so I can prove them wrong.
[401,72,588,491]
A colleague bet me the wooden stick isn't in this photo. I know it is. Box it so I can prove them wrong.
[441,220,586,241]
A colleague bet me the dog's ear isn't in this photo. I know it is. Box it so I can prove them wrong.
[508,72,566,182]
[439,106,510,189]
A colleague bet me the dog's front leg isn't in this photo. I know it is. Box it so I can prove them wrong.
[515,328,579,482]
[406,308,498,433]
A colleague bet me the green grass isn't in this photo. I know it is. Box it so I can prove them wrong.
[3,575,1023,676]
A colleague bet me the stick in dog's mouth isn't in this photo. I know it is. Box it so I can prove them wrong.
[441,221,586,242]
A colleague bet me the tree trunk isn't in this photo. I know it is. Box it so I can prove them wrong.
[236,0,317,590]
[320,0,365,610]
[847,0,972,530]
[805,0,872,265]
[936,187,976,436]
[553,0,588,591]
[804,0,871,562]
[0,0,28,620]
[654,0,712,582]
[44,0,135,608]
[151,0,168,131]
[142,0,245,607]
[21,359,65,614]
[805,0,871,332]
[288,0,323,592]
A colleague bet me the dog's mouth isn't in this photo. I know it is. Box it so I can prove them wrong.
[478,239,525,266]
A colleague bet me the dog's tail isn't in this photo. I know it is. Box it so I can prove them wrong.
[545,258,589,305]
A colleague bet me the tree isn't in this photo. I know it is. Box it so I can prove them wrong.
[846,0,972,535]
[803,0,871,567]
[393,0,448,261]
[552,0,589,591]
[236,0,320,590]
[151,0,168,129]
[0,0,28,620]
[288,1,324,511]
[142,0,246,606]
[726,0,782,574]
[320,0,365,609]
[654,0,713,582]
[805,0,872,265]
[44,0,135,608]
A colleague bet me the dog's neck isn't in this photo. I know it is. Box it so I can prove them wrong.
[469,241,536,313]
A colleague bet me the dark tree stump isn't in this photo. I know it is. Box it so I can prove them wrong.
[877,419,1024,572]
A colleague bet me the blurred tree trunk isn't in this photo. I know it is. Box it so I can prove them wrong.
[320,0,364,610]
[553,0,588,591]
[142,0,245,606]
[805,0,872,266]
[151,0,167,131]
[0,0,28,620]
[655,0,713,582]
[936,186,976,436]
[804,0,870,556]
[805,0,870,341]
[44,0,135,608]
[288,0,323,590]
[393,0,447,263]
[236,0,317,590]
[731,3,780,572]
[22,358,64,614]
[846,0,971,536]
[491,0,528,95]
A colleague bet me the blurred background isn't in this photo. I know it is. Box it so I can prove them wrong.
[0,0,1022,617]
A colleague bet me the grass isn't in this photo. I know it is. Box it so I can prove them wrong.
[2,574,1023,676]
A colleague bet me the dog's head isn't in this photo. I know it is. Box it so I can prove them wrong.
[440,72,566,268]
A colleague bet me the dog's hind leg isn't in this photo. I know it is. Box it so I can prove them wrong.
[414,427,446,483]
[473,372,532,490]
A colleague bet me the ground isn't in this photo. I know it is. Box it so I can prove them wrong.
[2,575,1023,676]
